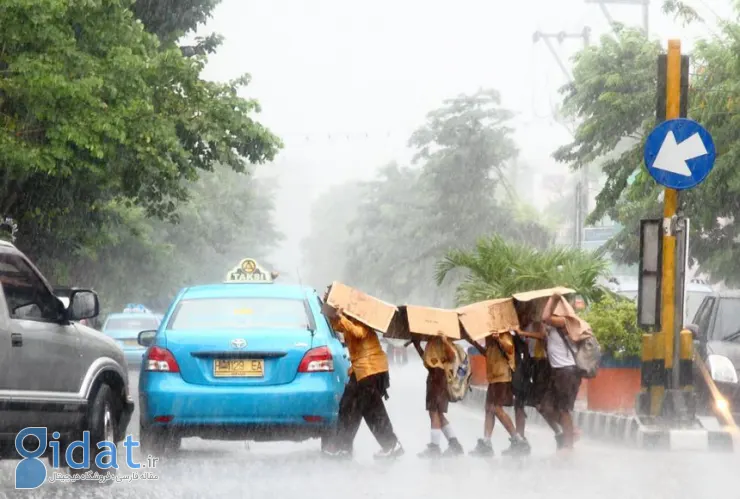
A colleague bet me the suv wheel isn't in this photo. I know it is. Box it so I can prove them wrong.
[68,383,119,485]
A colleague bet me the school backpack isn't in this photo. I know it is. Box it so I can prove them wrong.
[511,334,534,396]
[557,329,602,379]
[445,342,473,402]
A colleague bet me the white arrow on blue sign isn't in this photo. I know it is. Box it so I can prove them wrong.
[643,118,716,190]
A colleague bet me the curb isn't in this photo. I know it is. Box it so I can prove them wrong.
[462,385,735,452]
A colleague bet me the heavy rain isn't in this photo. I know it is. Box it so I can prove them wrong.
[0,0,739,498]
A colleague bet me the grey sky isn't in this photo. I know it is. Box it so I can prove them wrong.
[200,0,730,272]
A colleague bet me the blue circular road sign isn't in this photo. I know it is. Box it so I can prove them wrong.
[643,118,716,190]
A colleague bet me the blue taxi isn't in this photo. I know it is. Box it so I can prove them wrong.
[103,304,162,368]
[137,259,351,452]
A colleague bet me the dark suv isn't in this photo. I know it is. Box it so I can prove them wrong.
[689,291,740,420]
[0,240,134,471]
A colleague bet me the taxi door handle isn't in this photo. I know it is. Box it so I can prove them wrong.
[11,333,22,347]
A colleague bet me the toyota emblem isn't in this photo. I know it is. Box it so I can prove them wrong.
[231,338,247,349]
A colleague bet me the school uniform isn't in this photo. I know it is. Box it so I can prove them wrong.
[418,337,464,458]
[484,332,516,410]
[328,313,403,458]
[541,325,581,413]
[516,324,550,409]
[423,337,450,414]
[469,331,528,458]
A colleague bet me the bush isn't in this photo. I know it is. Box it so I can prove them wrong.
[581,295,642,359]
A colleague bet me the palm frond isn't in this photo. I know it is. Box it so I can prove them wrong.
[436,235,610,305]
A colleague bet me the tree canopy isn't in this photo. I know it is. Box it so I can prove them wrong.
[303,89,553,305]
[1,0,283,312]
[64,166,283,312]
[555,19,740,284]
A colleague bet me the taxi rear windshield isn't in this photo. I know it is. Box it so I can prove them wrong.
[167,297,311,330]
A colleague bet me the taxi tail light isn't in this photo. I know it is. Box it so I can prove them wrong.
[298,346,334,373]
[145,346,180,373]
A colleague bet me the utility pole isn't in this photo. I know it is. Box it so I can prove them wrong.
[532,28,591,83]
[586,0,650,35]
[533,28,591,248]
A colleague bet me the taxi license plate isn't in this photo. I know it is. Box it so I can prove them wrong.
[213,359,264,378]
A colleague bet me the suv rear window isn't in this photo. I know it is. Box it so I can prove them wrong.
[167,297,310,330]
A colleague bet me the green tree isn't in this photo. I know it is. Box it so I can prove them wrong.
[60,165,283,313]
[554,21,740,283]
[132,0,221,48]
[1,0,280,264]
[301,181,364,290]
[1,0,282,313]
[435,234,610,306]
[338,90,552,305]
[343,163,440,304]
[408,89,518,246]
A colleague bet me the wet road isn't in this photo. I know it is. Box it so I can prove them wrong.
[1,359,737,498]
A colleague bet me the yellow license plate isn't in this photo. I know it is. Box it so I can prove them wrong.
[122,339,140,347]
[213,359,264,377]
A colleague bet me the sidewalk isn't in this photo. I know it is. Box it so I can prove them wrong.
[463,385,735,452]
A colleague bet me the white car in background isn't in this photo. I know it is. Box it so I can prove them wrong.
[606,275,713,324]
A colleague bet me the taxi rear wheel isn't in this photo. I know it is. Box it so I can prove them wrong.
[320,431,334,452]
[140,426,181,454]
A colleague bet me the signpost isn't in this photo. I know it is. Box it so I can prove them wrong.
[638,40,715,422]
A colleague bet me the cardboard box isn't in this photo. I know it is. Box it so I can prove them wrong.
[457,298,520,341]
[385,305,461,340]
[511,287,576,322]
[512,286,576,302]
[407,305,461,340]
[324,281,397,333]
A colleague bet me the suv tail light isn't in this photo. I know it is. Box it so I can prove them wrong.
[298,346,334,373]
[145,346,180,373]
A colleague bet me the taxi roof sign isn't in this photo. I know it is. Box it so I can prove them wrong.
[225,258,277,283]
[123,303,151,313]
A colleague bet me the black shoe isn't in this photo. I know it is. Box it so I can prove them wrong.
[469,438,494,457]
[502,437,531,456]
[418,443,442,459]
[555,433,565,450]
[443,438,464,457]
[374,441,404,460]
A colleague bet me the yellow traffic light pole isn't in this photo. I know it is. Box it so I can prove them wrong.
[651,40,682,417]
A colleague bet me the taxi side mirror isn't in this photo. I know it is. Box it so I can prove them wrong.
[138,330,157,347]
